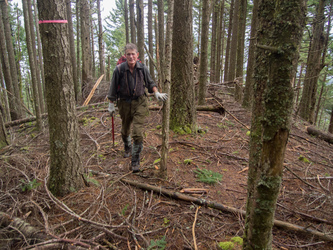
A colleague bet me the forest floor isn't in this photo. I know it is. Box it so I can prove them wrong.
[0,82,333,250]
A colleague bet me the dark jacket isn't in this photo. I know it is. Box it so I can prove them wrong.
[107,61,157,102]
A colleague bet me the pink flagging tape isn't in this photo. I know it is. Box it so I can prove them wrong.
[39,20,68,24]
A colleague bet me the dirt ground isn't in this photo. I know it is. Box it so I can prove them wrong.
[0,82,332,249]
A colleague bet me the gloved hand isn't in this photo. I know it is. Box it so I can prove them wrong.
[154,92,168,102]
[108,102,115,115]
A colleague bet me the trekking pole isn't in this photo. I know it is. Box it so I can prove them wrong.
[111,114,115,147]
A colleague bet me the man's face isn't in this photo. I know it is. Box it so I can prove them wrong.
[125,49,139,68]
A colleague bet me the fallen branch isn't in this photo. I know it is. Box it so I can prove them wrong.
[121,178,333,242]
[83,74,105,106]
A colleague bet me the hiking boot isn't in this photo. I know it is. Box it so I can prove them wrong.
[131,142,143,173]
[122,135,132,158]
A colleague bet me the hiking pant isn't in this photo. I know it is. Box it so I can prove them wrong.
[118,95,149,144]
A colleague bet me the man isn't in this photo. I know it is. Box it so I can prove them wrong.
[108,43,167,173]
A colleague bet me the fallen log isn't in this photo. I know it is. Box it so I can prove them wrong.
[0,211,49,243]
[149,104,225,115]
[121,178,333,242]
[306,126,333,144]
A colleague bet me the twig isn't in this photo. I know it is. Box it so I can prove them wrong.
[283,164,318,190]
[192,206,200,250]
[317,175,330,193]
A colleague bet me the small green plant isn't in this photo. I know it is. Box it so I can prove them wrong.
[86,177,100,187]
[20,179,41,192]
[121,204,129,216]
[154,158,161,165]
[156,125,162,129]
[194,168,222,185]
[147,236,167,250]
[218,241,234,250]
[163,217,170,226]
[299,155,310,163]
[184,159,193,165]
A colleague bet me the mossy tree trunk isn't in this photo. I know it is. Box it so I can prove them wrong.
[170,0,196,132]
[129,0,136,43]
[243,1,306,249]
[37,0,84,196]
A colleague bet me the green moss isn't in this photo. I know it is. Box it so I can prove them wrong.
[231,236,243,245]
[298,155,310,163]
[218,241,234,250]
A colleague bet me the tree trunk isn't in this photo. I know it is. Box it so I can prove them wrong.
[170,0,196,132]
[0,62,10,122]
[158,0,165,86]
[160,0,174,179]
[198,0,211,105]
[27,0,45,114]
[129,0,136,43]
[124,0,129,44]
[81,0,92,88]
[242,0,258,109]
[243,1,306,249]
[66,0,79,102]
[314,74,326,125]
[234,0,247,103]
[136,0,144,59]
[0,104,9,149]
[215,0,225,84]
[148,0,155,81]
[91,17,95,78]
[223,0,234,83]
[22,0,42,130]
[227,0,239,82]
[210,0,218,84]
[307,126,333,143]
[76,0,82,103]
[0,2,22,120]
[37,0,84,196]
[298,0,326,123]
[328,107,333,134]
[33,0,46,109]
[97,0,105,80]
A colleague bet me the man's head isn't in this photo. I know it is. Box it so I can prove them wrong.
[124,43,139,69]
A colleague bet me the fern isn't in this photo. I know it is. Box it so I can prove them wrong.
[194,168,222,185]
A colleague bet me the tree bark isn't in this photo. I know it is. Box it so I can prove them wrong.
[0,2,22,120]
[329,107,333,134]
[215,0,225,84]
[227,0,239,82]
[129,0,136,43]
[198,0,211,105]
[244,0,306,249]
[136,0,144,59]
[27,0,45,114]
[160,0,174,179]
[298,0,326,124]
[242,0,258,109]
[171,0,196,132]
[37,0,84,196]
[97,0,105,80]
[223,0,234,83]
[148,0,155,81]
[22,0,42,130]
[124,0,129,44]
[0,104,9,149]
[76,0,82,103]
[210,0,218,84]
[81,0,92,88]
[158,0,165,86]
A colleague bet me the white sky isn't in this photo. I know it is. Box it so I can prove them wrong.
[12,0,116,21]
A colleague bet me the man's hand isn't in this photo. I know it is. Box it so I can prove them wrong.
[154,92,168,102]
[108,102,115,116]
